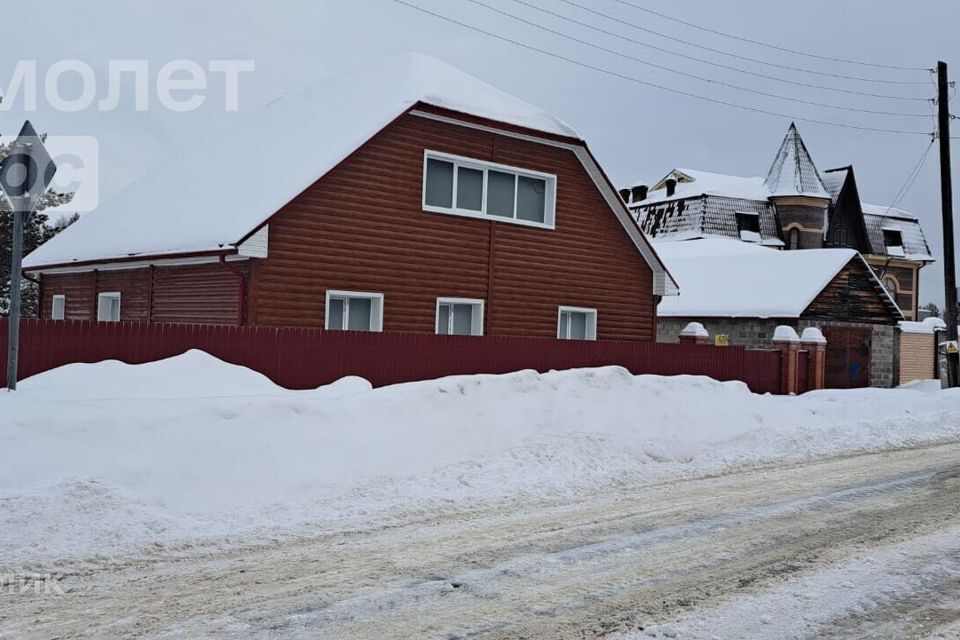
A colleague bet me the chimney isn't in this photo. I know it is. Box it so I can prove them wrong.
[618,188,631,204]
[665,178,677,197]
[631,184,648,202]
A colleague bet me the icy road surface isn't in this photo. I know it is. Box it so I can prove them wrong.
[4,439,960,639]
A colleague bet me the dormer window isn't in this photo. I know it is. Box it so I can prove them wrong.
[882,228,905,257]
[735,211,761,242]
[423,151,557,229]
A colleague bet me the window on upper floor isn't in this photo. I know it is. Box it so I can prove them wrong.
[883,228,905,257]
[325,290,384,332]
[557,306,597,341]
[883,276,898,294]
[436,298,484,336]
[735,211,761,243]
[422,151,557,228]
[51,294,66,320]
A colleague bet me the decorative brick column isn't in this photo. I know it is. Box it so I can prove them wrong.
[800,327,827,391]
[773,326,801,395]
[679,322,709,345]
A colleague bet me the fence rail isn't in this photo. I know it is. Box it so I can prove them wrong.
[0,319,784,394]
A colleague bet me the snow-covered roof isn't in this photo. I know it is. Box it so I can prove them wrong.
[821,167,848,204]
[763,123,829,199]
[655,238,895,319]
[640,168,769,205]
[25,53,580,269]
[862,207,933,261]
[861,203,919,221]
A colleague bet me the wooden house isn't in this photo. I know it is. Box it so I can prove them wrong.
[654,239,903,388]
[24,54,676,342]
[625,123,933,320]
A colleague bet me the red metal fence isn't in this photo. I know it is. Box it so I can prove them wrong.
[0,319,784,394]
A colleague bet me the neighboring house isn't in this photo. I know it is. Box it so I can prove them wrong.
[654,239,903,388]
[24,53,676,342]
[625,123,933,320]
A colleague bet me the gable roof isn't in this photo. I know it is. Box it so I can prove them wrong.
[763,123,829,199]
[654,238,901,319]
[24,53,578,269]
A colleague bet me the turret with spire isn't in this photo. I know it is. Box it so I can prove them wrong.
[765,123,833,249]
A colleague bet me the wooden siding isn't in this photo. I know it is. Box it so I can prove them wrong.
[802,258,899,325]
[251,111,656,340]
[39,262,246,325]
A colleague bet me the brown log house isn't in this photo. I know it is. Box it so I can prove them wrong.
[24,54,676,342]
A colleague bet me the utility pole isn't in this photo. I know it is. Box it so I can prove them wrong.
[6,205,26,391]
[1,121,57,391]
[937,61,959,388]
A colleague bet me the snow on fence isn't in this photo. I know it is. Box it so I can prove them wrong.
[0,318,784,394]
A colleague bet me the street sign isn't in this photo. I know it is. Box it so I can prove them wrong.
[0,120,56,214]
[2,120,57,391]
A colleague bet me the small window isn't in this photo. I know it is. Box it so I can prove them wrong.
[883,276,898,293]
[436,298,484,336]
[735,211,761,242]
[788,228,800,250]
[325,290,383,332]
[883,228,905,257]
[97,292,121,322]
[422,150,556,228]
[557,306,598,341]
[51,295,66,320]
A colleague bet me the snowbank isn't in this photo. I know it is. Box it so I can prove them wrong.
[2,351,959,568]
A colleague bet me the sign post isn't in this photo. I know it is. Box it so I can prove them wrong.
[1,121,57,391]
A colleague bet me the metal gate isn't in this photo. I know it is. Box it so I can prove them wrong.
[823,326,872,389]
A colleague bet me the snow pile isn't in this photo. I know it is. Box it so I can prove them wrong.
[2,351,959,568]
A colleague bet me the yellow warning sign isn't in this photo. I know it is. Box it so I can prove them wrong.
[714,334,730,347]
[948,342,959,354]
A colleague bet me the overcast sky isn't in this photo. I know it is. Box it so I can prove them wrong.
[5,0,959,306]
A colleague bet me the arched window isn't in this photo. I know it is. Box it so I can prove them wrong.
[883,276,898,293]
[788,228,800,250]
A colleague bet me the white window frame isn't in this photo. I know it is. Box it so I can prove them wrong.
[422,150,557,230]
[97,292,122,322]
[557,306,598,341]
[324,290,384,332]
[51,294,66,320]
[435,297,485,336]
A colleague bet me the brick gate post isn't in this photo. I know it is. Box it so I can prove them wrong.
[800,327,827,390]
[679,322,710,345]
[773,326,801,395]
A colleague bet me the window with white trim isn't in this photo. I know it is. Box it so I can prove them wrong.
[557,306,597,341]
[423,151,556,228]
[325,290,384,332]
[97,292,121,322]
[435,298,484,336]
[51,294,66,320]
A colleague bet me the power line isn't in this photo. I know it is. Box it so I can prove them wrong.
[390,0,936,137]
[509,0,931,102]
[557,0,931,87]
[608,0,931,73]
[460,0,930,118]
[881,138,935,214]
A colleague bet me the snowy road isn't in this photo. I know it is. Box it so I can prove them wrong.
[4,439,960,640]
